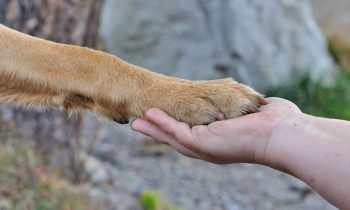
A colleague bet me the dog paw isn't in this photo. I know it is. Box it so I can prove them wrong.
[152,78,266,126]
[86,77,265,126]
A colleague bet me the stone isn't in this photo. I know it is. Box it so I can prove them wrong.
[100,0,335,92]
[84,155,109,184]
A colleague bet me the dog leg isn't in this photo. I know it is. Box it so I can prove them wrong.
[0,24,265,126]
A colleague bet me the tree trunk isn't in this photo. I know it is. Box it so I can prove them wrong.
[0,0,104,182]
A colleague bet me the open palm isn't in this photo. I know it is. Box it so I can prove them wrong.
[131,97,301,164]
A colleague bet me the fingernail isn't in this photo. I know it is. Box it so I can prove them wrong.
[131,119,140,131]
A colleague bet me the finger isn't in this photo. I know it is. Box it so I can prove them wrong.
[144,108,205,152]
[258,97,295,113]
[167,138,200,159]
[257,97,280,111]
[264,97,285,103]
[131,118,171,144]
[144,108,193,143]
[131,118,199,158]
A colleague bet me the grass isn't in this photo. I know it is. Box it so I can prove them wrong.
[267,71,350,120]
[268,27,350,120]
[0,139,105,210]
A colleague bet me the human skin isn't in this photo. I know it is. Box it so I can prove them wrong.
[131,97,350,209]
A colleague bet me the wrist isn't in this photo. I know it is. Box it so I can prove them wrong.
[260,111,313,173]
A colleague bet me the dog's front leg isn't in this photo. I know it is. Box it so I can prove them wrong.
[0,24,265,126]
[0,24,146,118]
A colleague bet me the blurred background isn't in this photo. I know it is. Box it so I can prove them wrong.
[0,0,349,209]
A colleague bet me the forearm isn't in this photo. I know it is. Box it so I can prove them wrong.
[266,113,350,209]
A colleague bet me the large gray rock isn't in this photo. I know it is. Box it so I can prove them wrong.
[100,0,335,92]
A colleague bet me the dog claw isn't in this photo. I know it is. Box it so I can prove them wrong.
[246,105,258,113]
[258,97,268,105]
[216,112,225,121]
[113,118,129,124]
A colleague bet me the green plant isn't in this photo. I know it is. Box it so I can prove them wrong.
[140,190,183,210]
[267,72,350,120]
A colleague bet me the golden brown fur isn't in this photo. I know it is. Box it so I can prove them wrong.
[0,24,265,126]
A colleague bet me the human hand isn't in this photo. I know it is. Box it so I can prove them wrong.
[131,97,302,164]
[133,98,350,209]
